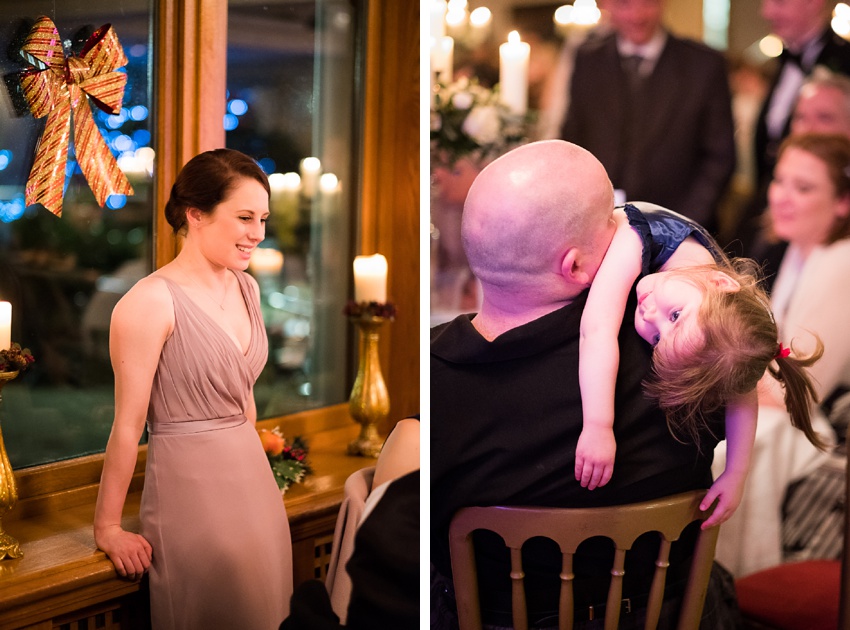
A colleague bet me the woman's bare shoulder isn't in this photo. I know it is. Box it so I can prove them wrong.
[112,274,174,326]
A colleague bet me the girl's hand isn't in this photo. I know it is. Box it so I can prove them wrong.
[699,471,746,529]
[575,425,616,490]
[95,524,152,580]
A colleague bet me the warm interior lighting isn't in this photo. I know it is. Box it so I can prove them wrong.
[554,5,574,26]
[470,7,491,27]
[759,34,783,58]
[446,8,467,27]
[553,1,600,27]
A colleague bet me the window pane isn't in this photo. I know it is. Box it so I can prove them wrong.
[226,0,358,418]
[0,3,155,467]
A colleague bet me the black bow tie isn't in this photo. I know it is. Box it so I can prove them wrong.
[780,48,806,70]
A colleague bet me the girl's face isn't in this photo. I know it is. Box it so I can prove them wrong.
[634,272,705,356]
[768,147,850,253]
[190,178,269,269]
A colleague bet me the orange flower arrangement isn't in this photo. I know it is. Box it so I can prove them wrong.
[258,427,311,493]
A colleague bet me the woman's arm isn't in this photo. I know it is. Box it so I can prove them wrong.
[373,418,420,489]
[700,388,757,528]
[577,213,643,489]
[94,277,173,579]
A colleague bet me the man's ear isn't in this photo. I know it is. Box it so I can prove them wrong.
[561,247,592,287]
[708,270,741,292]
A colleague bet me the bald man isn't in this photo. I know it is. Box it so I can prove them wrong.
[431,141,731,629]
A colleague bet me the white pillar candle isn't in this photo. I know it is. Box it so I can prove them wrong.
[445,4,468,39]
[353,254,388,303]
[0,302,10,351]
[299,157,322,198]
[468,7,492,47]
[499,30,530,115]
[430,0,447,38]
[430,36,454,85]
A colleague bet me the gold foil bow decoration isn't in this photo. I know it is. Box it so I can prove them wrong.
[19,16,134,217]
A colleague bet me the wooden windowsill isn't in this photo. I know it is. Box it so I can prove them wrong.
[0,405,378,630]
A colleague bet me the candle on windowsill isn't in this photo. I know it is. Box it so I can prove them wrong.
[353,254,388,304]
[299,157,322,199]
[499,30,530,116]
[0,302,10,351]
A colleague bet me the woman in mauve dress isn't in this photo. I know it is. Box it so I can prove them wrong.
[94,149,292,629]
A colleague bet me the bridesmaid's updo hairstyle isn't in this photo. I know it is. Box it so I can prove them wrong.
[164,148,270,234]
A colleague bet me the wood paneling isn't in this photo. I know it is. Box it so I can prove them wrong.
[361,0,420,430]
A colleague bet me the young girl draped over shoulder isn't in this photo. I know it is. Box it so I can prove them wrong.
[578,202,825,528]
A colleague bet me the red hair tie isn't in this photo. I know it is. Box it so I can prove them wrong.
[775,343,791,360]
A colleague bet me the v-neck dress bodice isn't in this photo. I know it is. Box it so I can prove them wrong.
[139,270,292,629]
[147,272,267,433]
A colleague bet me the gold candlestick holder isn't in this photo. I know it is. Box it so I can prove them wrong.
[347,310,391,458]
[0,370,22,560]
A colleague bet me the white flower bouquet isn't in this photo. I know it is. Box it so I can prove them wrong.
[430,77,529,168]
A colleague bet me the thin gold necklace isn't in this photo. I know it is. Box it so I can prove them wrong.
[179,260,229,310]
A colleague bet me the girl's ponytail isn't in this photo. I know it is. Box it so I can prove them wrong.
[769,338,828,450]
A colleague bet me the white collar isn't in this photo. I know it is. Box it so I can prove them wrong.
[617,30,667,62]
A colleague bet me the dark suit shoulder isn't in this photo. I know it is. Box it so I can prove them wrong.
[664,33,727,66]
[574,31,616,59]
[819,32,850,75]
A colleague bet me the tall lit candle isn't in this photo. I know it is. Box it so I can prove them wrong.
[430,0,447,38]
[299,157,322,198]
[353,254,388,303]
[0,302,10,351]
[468,7,492,47]
[319,173,340,220]
[430,36,454,84]
[499,30,530,115]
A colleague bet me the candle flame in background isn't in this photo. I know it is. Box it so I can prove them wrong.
[282,172,301,190]
[833,3,850,37]
[469,7,491,28]
[446,8,467,28]
[249,248,284,275]
[758,34,783,58]
[300,157,321,174]
[554,1,601,27]
[508,30,520,44]
[319,173,339,192]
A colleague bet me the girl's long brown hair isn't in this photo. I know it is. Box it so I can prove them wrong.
[643,259,826,450]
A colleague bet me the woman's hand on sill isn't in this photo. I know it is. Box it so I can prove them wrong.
[94,524,152,581]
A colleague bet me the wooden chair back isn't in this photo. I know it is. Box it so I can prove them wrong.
[449,490,719,630]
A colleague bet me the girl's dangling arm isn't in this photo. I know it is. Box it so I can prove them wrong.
[699,388,757,529]
[577,212,643,490]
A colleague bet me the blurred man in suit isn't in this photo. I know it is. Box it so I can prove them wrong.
[560,0,735,235]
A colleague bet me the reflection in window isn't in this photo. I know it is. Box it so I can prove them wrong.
[0,3,154,467]
[226,1,358,418]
